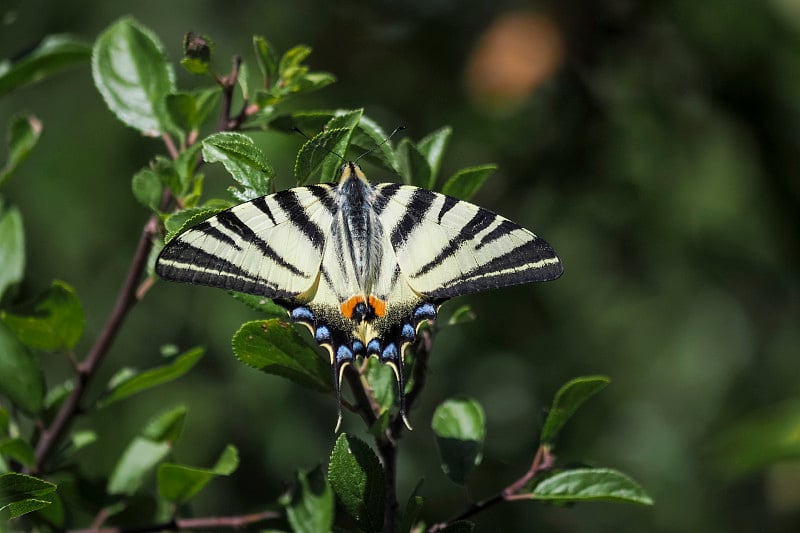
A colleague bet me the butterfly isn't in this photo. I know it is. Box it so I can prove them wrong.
[156,161,562,429]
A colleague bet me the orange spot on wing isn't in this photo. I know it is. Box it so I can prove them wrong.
[340,296,362,319]
[369,296,387,317]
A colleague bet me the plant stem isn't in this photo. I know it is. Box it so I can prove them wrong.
[68,510,279,533]
[32,214,159,474]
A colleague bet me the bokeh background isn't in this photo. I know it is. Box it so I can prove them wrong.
[2,0,800,531]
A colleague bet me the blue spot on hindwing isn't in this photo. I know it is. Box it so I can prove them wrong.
[292,306,315,323]
[413,303,436,322]
[381,343,399,362]
[352,340,365,355]
[315,325,331,343]
[401,323,415,341]
[367,339,381,355]
[336,345,354,363]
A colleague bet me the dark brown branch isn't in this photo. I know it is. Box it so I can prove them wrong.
[427,445,556,532]
[32,213,160,474]
[68,510,279,533]
[216,55,242,132]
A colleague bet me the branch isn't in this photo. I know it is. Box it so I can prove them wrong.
[32,213,160,474]
[68,510,280,533]
[427,445,556,532]
[216,55,242,132]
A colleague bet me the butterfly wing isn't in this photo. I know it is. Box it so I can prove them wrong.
[375,184,562,299]
[156,184,337,299]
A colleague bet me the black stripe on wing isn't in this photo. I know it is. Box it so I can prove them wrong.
[389,188,437,248]
[412,207,495,277]
[274,189,326,250]
[156,241,293,298]
[216,211,307,277]
[425,237,562,299]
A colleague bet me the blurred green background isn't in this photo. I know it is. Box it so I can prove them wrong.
[2,0,800,531]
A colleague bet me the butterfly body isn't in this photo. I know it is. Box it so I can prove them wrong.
[156,162,562,429]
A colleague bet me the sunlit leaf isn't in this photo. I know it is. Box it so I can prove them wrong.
[0,114,43,188]
[328,433,385,532]
[107,437,171,496]
[202,132,273,200]
[0,473,56,519]
[432,397,486,485]
[92,16,176,135]
[1,280,84,352]
[0,34,90,97]
[232,320,330,393]
[0,205,24,300]
[294,128,350,184]
[540,376,610,446]
[417,126,452,188]
[285,466,333,533]
[0,323,44,415]
[253,36,279,88]
[98,347,203,407]
[157,444,238,503]
[441,164,496,201]
[396,138,431,187]
[527,468,653,505]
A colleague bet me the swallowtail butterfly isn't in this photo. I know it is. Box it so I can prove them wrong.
[156,161,562,429]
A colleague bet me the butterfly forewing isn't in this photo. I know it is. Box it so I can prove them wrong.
[376,184,563,299]
[156,185,337,299]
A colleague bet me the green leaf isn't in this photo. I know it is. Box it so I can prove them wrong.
[446,304,477,326]
[285,466,333,533]
[328,433,385,532]
[0,408,8,435]
[396,138,431,187]
[253,35,279,87]
[92,16,176,135]
[157,444,238,503]
[107,437,171,496]
[0,34,91,97]
[397,479,424,533]
[365,358,396,415]
[441,164,497,201]
[165,89,220,139]
[713,399,800,479]
[0,205,25,300]
[417,126,452,188]
[0,114,43,188]
[279,45,312,80]
[320,109,362,179]
[232,320,331,393]
[131,168,162,212]
[349,115,398,174]
[142,404,187,443]
[528,468,653,505]
[163,207,226,243]
[238,61,251,101]
[0,323,44,415]
[1,280,84,352]
[202,132,274,201]
[0,438,35,467]
[294,128,350,184]
[540,376,610,446]
[432,397,486,485]
[181,32,213,75]
[98,346,204,407]
[228,292,288,319]
[0,472,56,519]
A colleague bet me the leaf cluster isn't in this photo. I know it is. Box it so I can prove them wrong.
[0,16,652,531]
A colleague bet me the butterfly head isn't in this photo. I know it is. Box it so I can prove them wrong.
[338,161,370,186]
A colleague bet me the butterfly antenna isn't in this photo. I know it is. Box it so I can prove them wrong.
[354,125,406,163]
[292,126,347,163]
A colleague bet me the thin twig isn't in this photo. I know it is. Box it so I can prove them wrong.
[31,214,159,474]
[68,510,279,533]
[427,445,556,531]
[216,55,242,132]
